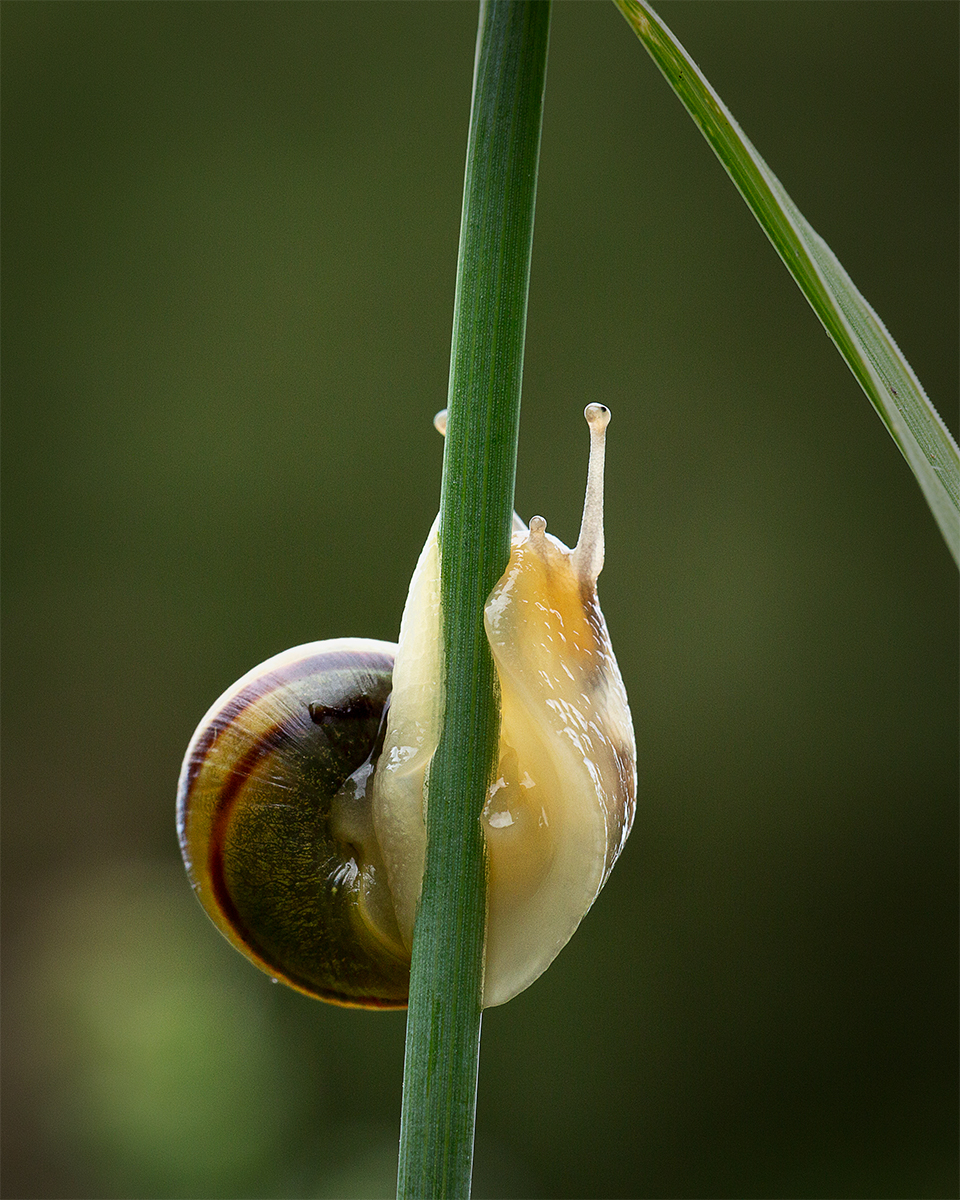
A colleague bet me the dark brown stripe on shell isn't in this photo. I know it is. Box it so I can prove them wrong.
[205,714,296,986]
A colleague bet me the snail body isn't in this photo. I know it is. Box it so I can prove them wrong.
[177,405,635,1008]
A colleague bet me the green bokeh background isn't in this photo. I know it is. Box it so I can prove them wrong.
[3,3,957,1198]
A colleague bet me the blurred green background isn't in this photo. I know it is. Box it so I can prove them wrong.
[3,3,957,1198]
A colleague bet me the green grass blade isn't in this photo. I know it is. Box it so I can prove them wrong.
[614,0,960,566]
[396,3,551,1198]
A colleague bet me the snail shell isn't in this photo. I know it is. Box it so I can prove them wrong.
[177,404,636,1009]
[177,640,408,1007]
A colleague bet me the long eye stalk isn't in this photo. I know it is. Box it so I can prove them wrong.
[571,403,610,585]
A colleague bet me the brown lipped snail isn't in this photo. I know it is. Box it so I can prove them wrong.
[177,404,636,1009]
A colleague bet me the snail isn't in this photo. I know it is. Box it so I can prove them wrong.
[177,404,636,1009]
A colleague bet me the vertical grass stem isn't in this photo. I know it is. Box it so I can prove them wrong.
[396,3,551,1197]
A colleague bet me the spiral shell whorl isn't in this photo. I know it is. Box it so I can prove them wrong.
[177,638,409,1008]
